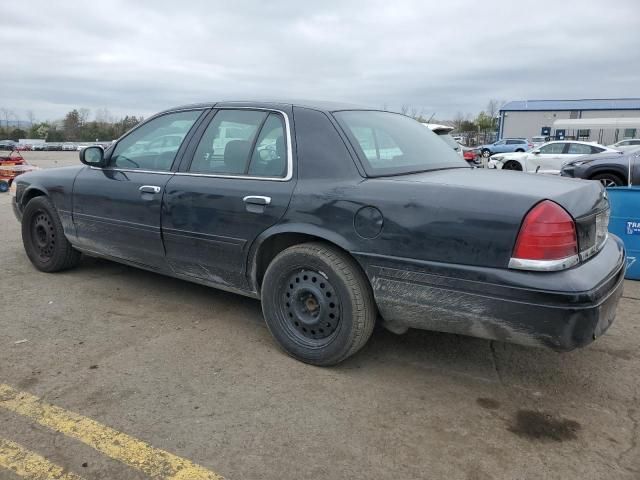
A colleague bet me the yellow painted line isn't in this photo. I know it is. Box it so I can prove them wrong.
[0,437,86,480]
[0,384,224,480]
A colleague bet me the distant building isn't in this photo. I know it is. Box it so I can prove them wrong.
[499,98,640,145]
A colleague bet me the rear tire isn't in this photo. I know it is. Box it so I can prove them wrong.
[481,149,491,158]
[21,196,81,272]
[502,160,523,171]
[515,148,525,152]
[591,173,624,188]
[261,242,376,366]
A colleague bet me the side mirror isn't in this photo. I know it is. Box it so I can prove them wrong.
[532,150,540,155]
[80,146,106,167]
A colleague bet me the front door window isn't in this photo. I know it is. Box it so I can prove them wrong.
[110,110,202,171]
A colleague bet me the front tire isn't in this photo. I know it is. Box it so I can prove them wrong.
[481,149,491,158]
[591,173,624,188]
[21,196,81,272]
[261,242,376,366]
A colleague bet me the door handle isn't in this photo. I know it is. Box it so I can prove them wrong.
[139,185,161,194]
[243,195,271,206]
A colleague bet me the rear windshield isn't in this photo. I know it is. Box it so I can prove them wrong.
[334,111,467,176]
[436,132,461,150]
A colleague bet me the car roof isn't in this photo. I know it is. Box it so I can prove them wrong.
[159,100,379,115]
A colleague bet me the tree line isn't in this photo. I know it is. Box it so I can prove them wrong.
[0,107,142,143]
[396,99,504,133]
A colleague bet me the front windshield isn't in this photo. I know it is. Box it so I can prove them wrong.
[334,111,466,176]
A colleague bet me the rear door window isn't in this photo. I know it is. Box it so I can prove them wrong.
[189,110,288,178]
[539,143,566,154]
[567,143,593,155]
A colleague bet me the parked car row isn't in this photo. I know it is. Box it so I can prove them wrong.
[17,142,112,151]
[487,141,618,174]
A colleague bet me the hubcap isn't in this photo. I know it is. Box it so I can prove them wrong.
[31,211,56,261]
[482,150,490,158]
[284,269,341,341]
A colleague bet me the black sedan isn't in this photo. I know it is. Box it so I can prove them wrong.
[12,101,625,365]
[561,146,640,187]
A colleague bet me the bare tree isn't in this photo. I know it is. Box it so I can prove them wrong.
[400,104,410,116]
[78,108,91,127]
[0,108,13,130]
[95,107,112,125]
[26,110,36,127]
[452,111,465,131]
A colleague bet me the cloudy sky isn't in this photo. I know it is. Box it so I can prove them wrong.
[1,0,639,122]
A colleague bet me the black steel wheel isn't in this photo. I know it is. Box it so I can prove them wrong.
[21,196,81,272]
[261,242,376,366]
[30,210,57,262]
[283,269,341,343]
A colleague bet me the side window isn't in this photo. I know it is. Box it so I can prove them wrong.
[110,110,201,170]
[248,113,287,177]
[567,143,592,155]
[189,110,267,175]
[495,140,506,145]
[539,143,565,154]
[591,146,605,154]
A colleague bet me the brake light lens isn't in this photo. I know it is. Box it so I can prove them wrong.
[509,200,578,271]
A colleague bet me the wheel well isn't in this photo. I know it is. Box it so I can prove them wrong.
[254,233,352,289]
[515,148,524,152]
[21,188,46,206]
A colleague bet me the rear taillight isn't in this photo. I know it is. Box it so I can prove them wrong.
[509,200,579,271]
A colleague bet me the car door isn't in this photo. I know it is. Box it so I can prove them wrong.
[72,109,205,268]
[161,107,296,290]
[528,142,567,173]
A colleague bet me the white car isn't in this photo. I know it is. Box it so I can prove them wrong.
[608,139,640,151]
[487,140,618,175]
[62,143,76,151]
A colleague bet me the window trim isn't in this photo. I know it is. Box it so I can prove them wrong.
[177,107,294,182]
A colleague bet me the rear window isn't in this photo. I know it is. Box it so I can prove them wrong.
[435,132,461,151]
[334,111,466,176]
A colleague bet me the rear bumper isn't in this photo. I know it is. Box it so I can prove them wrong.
[357,235,626,351]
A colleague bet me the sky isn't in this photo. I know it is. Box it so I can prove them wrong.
[1,0,639,123]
